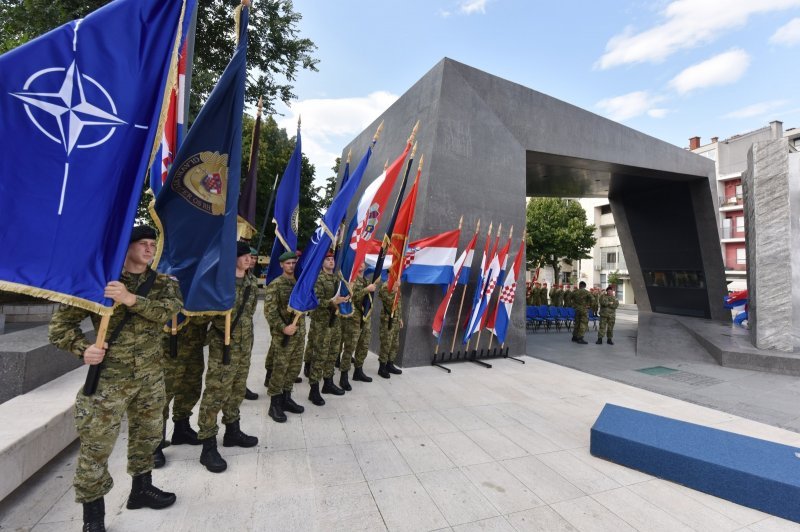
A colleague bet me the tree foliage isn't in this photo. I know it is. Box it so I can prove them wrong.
[526,198,596,281]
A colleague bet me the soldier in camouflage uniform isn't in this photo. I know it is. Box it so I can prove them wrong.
[305,251,349,404]
[263,251,306,422]
[597,285,620,345]
[244,249,259,401]
[525,282,534,306]
[549,283,557,308]
[48,226,182,532]
[196,242,259,474]
[571,281,592,344]
[377,281,403,379]
[554,284,564,307]
[541,282,549,306]
[161,316,208,457]
[339,261,379,387]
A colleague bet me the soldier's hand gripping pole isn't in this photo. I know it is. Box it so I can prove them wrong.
[169,314,178,358]
[223,311,232,365]
[282,311,302,347]
[83,314,110,396]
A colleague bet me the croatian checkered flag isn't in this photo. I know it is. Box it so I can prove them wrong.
[489,238,525,345]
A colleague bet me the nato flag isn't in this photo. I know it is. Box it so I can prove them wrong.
[154,4,249,314]
[289,144,374,313]
[0,0,186,314]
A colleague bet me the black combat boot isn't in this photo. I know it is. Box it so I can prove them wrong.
[308,382,326,406]
[200,437,227,473]
[571,336,578,343]
[576,337,588,344]
[321,377,345,395]
[171,418,200,446]
[268,394,287,423]
[82,497,105,532]
[282,391,305,414]
[264,368,272,387]
[245,387,259,400]
[339,371,352,391]
[607,338,614,345]
[378,363,391,379]
[386,361,403,375]
[153,440,166,469]
[294,376,303,383]
[352,366,372,382]
[126,472,176,510]
[596,337,603,344]
[223,420,259,448]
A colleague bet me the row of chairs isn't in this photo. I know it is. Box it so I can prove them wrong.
[526,305,599,332]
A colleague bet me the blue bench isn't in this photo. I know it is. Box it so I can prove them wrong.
[590,404,800,523]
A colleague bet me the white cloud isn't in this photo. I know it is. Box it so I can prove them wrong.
[647,108,669,118]
[770,17,800,45]
[459,0,489,15]
[668,49,750,94]
[277,91,399,182]
[723,99,789,118]
[596,91,665,122]
[597,0,800,69]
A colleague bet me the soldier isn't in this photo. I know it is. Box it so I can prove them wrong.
[541,282,549,306]
[49,225,182,532]
[525,281,535,306]
[563,284,573,309]
[196,242,259,474]
[160,316,209,464]
[549,282,558,307]
[339,261,379,387]
[378,280,403,379]
[263,251,306,422]
[306,250,350,404]
[244,247,259,401]
[597,285,620,345]
[553,284,564,308]
[571,281,592,344]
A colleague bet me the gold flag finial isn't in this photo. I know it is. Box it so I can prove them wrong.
[508,225,514,240]
[458,215,463,230]
[496,223,502,237]
[373,120,384,143]
[417,153,425,173]
[408,120,420,145]
[487,221,493,236]
[410,141,418,158]
[346,149,352,165]
[475,219,481,233]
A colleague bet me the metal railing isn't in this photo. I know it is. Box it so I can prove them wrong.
[721,226,745,239]
[719,194,743,207]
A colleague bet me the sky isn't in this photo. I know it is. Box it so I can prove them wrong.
[272,0,800,185]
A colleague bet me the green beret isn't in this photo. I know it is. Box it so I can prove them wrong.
[279,251,297,262]
[130,225,157,243]
[249,247,258,256]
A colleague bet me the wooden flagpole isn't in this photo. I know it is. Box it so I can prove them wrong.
[449,218,480,356]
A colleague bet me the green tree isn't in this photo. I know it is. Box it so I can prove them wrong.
[526,198,596,283]
[318,157,341,211]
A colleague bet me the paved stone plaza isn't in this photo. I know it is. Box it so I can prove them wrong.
[2,304,800,531]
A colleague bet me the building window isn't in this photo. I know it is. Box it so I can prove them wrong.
[616,283,624,301]
[735,216,744,234]
[600,205,612,215]
[600,226,617,237]
[600,274,607,286]
[606,252,617,265]
[735,184,743,199]
[736,248,746,265]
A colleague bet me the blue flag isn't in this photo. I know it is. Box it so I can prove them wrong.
[154,4,249,314]
[289,143,374,313]
[0,0,187,314]
[266,126,302,283]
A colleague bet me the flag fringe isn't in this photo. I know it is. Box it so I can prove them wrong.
[0,280,114,316]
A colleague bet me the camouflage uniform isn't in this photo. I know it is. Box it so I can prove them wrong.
[340,276,377,372]
[264,274,306,397]
[553,288,563,308]
[49,269,182,504]
[378,284,401,364]
[162,317,208,423]
[306,271,339,383]
[549,286,557,307]
[563,289,573,309]
[197,273,258,440]
[598,293,620,339]
[572,288,592,338]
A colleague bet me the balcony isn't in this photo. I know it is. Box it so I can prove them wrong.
[725,262,747,272]
[720,226,745,241]
[719,194,743,211]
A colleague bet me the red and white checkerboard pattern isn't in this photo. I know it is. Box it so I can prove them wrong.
[500,282,517,304]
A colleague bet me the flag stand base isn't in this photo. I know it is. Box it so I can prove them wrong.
[433,344,525,372]
[503,346,525,363]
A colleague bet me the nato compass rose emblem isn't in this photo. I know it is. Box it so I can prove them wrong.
[9,20,141,215]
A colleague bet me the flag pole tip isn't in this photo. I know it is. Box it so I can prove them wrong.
[241,0,251,7]
[374,120,384,142]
